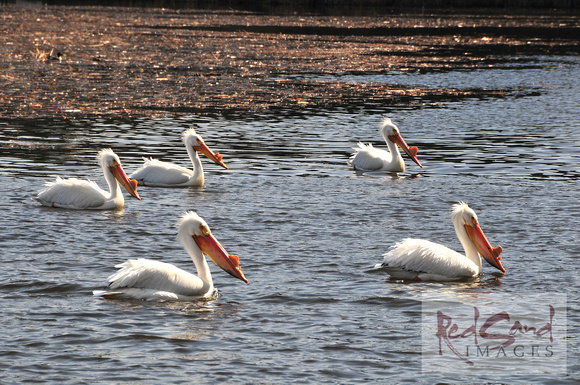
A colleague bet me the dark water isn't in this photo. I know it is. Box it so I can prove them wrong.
[1,56,578,384]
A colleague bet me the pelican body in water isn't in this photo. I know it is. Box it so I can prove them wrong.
[94,211,248,301]
[376,202,505,281]
[36,148,141,210]
[349,118,423,173]
[129,128,228,187]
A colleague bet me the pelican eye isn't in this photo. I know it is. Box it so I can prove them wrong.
[199,224,211,235]
[471,217,478,226]
[196,138,203,144]
[112,159,120,167]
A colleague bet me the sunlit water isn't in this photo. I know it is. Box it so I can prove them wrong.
[1,56,578,384]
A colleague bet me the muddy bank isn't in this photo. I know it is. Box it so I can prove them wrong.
[0,5,578,119]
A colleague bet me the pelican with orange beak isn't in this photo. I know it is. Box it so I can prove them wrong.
[36,148,141,210]
[349,118,423,173]
[376,202,505,281]
[93,211,248,301]
[130,127,228,187]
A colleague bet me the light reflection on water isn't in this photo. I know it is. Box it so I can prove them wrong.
[0,57,578,384]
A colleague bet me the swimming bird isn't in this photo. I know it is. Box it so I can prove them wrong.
[349,118,423,173]
[36,148,141,210]
[376,202,505,281]
[129,127,228,187]
[93,211,248,301]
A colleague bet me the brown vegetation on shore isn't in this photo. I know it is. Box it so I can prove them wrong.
[0,5,578,119]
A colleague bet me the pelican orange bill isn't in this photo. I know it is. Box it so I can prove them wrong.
[389,133,423,168]
[464,221,505,273]
[194,142,228,170]
[193,233,248,284]
[109,164,141,200]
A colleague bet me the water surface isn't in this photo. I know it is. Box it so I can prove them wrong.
[0,55,578,384]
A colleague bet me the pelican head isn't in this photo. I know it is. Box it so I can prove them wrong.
[97,149,140,200]
[380,118,423,168]
[182,127,228,169]
[451,202,505,273]
[178,211,248,284]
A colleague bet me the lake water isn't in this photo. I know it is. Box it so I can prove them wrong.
[0,55,578,384]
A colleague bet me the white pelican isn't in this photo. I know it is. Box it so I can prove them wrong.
[349,118,423,173]
[376,202,505,281]
[36,148,141,210]
[129,127,228,187]
[93,211,248,301]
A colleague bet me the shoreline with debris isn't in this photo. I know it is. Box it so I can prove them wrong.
[1,5,578,119]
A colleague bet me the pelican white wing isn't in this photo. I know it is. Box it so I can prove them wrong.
[103,259,209,300]
[379,238,479,281]
[130,158,193,186]
[349,143,392,171]
[37,177,109,209]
